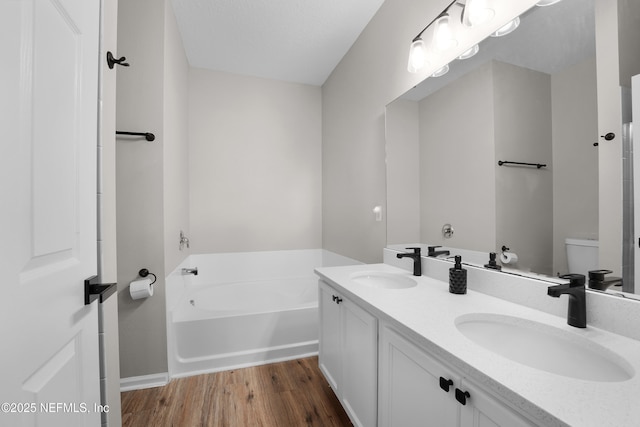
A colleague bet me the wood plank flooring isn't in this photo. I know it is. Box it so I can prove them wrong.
[121,356,353,427]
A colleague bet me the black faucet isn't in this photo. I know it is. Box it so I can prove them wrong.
[397,247,422,276]
[427,245,450,258]
[547,274,586,328]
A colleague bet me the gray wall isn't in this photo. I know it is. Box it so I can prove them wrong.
[116,0,189,378]
[390,61,554,274]
[188,69,322,254]
[552,57,599,275]
[163,0,191,275]
[493,61,553,274]
[419,61,496,252]
[385,99,421,244]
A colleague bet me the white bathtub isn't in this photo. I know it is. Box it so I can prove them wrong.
[166,249,360,378]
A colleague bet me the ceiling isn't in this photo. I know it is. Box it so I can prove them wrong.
[170,0,386,86]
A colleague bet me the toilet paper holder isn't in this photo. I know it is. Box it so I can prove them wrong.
[500,245,519,265]
[129,268,157,301]
[138,268,157,285]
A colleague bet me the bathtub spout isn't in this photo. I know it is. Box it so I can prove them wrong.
[182,267,198,275]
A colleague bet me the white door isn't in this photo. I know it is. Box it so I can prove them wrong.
[0,0,102,426]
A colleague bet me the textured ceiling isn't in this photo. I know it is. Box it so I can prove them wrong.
[170,0,386,86]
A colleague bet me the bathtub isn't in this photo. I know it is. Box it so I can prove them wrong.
[166,249,360,378]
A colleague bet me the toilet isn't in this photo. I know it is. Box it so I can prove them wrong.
[565,238,599,278]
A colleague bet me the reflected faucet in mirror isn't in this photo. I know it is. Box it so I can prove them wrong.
[428,245,450,258]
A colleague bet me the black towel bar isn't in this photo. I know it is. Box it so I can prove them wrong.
[116,131,155,141]
[498,160,546,169]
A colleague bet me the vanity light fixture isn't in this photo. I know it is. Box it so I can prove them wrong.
[433,13,458,51]
[458,44,479,60]
[407,0,493,73]
[491,16,520,37]
[431,64,450,78]
[407,37,428,73]
[461,0,494,27]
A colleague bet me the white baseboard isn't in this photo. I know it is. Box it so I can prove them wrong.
[120,372,169,392]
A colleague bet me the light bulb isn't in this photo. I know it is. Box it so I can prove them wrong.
[458,44,479,60]
[462,0,495,27]
[431,64,449,78]
[433,14,457,51]
[407,38,427,73]
[491,16,520,37]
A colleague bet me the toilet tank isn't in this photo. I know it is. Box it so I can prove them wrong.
[565,238,598,278]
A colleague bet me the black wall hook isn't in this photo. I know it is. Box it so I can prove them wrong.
[107,51,130,69]
[594,132,616,146]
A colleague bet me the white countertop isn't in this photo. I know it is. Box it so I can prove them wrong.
[315,263,640,427]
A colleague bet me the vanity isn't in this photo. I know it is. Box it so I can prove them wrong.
[315,249,640,427]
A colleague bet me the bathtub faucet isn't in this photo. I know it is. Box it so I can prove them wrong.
[182,267,198,275]
[179,230,190,251]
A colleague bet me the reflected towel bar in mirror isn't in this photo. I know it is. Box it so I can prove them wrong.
[498,160,546,169]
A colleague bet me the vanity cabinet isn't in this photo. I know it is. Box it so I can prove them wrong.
[318,280,378,427]
[379,325,535,427]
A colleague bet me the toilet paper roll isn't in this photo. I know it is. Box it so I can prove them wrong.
[500,251,519,265]
[130,278,154,300]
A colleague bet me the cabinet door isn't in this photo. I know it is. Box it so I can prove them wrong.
[341,297,378,427]
[459,380,535,427]
[318,281,342,392]
[379,326,459,427]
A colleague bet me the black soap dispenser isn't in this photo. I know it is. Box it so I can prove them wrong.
[449,256,467,294]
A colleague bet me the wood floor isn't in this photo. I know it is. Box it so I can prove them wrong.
[121,356,353,427]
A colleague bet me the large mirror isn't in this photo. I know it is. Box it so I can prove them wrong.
[386,0,640,298]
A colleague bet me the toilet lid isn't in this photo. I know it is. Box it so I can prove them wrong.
[565,238,598,247]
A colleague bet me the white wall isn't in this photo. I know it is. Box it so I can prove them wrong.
[188,69,322,254]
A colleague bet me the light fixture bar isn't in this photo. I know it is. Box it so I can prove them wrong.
[408,0,496,73]
[411,0,458,43]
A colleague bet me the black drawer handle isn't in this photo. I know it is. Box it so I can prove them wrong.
[455,388,470,405]
[331,295,343,304]
[439,377,453,392]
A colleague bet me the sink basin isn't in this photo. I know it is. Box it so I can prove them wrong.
[350,271,417,289]
[455,313,634,382]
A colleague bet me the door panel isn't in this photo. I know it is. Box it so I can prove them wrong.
[1,0,101,425]
[379,326,459,427]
